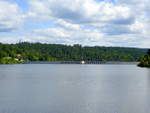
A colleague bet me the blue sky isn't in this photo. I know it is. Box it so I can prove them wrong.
[0,0,150,48]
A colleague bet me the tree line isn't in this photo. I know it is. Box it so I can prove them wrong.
[0,42,147,64]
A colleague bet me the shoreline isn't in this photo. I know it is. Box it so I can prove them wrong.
[23,61,139,65]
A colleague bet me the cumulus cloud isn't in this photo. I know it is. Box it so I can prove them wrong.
[0,1,24,32]
[0,0,150,48]
[54,19,81,30]
[0,27,139,47]
[26,0,139,37]
[27,0,134,25]
[27,27,147,47]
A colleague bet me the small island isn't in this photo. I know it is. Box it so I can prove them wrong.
[138,49,150,67]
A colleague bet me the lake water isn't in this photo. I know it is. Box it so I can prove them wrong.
[0,64,150,113]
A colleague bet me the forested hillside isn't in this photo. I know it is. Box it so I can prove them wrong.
[0,42,147,64]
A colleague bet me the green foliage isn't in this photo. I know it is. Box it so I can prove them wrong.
[138,49,150,67]
[46,57,57,61]
[0,57,21,64]
[0,42,147,64]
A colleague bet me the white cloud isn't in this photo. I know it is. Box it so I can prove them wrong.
[54,19,81,30]
[0,26,149,48]
[0,0,150,48]
[27,0,52,20]
[0,1,24,32]
[27,0,134,25]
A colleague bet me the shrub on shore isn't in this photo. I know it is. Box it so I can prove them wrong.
[138,49,150,67]
[0,57,23,64]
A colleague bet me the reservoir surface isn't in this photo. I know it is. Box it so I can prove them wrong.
[0,64,150,113]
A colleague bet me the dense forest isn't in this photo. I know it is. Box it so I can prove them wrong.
[138,49,150,67]
[0,42,147,64]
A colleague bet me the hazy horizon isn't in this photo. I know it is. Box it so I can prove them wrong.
[0,41,149,49]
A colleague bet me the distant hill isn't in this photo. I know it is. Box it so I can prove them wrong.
[0,42,147,64]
